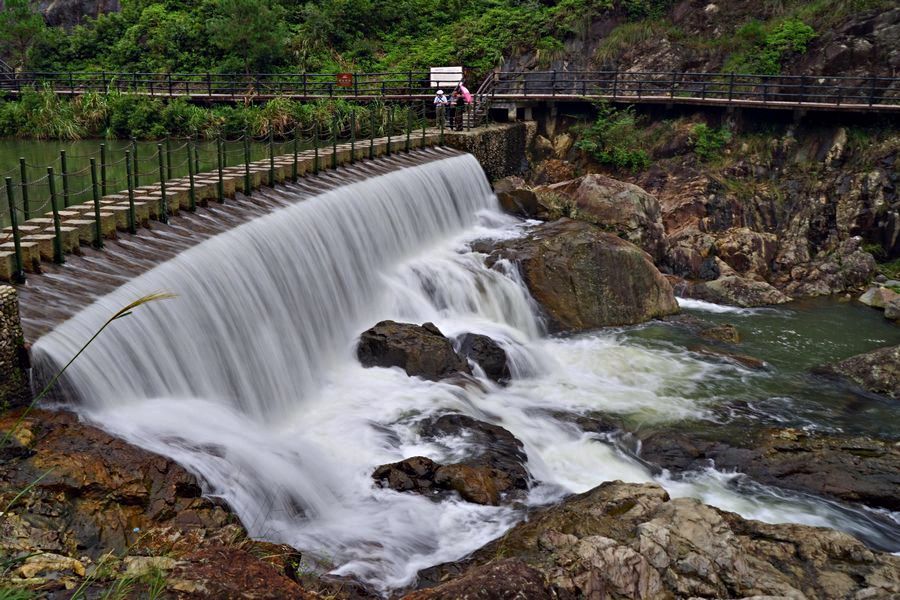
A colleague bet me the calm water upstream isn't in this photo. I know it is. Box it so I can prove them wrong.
[29,154,900,592]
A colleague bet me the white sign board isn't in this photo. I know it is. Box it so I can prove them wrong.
[430,66,463,88]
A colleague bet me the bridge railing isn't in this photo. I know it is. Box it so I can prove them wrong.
[488,70,900,108]
[0,71,458,100]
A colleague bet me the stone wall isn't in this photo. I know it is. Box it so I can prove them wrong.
[445,122,537,182]
[0,285,29,409]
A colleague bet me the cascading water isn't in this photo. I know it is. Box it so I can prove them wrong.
[32,154,900,592]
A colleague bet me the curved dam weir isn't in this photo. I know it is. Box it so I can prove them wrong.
[31,153,900,592]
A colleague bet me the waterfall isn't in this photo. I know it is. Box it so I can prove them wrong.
[30,154,899,592]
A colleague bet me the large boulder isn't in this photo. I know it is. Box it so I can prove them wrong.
[640,427,900,511]
[488,219,679,333]
[819,345,900,399]
[678,274,792,307]
[456,333,511,383]
[357,321,471,381]
[534,174,666,260]
[410,481,900,600]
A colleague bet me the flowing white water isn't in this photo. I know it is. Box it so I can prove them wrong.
[32,155,898,591]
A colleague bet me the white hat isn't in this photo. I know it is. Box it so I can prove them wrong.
[436,89,444,95]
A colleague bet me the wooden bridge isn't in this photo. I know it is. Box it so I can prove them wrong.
[2,69,899,113]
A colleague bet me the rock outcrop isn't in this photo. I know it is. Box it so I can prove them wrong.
[819,345,900,399]
[409,481,900,600]
[356,321,471,381]
[456,332,511,383]
[488,219,679,332]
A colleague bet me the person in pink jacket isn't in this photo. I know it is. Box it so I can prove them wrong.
[457,81,473,104]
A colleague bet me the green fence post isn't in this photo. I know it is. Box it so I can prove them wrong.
[166,137,173,180]
[99,143,107,197]
[187,142,196,210]
[193,138,200,175]
[18,158,29,221]
[369,108,375,160]
[268,127,275,187]
[89,159,103,249]
[292,127,299,182]
[157,143,169,223]
[4,178,25,283]
[387,105,392,156]
[47,167,64,264]
[331,114,338,169]
[125,150,137,233]
[313,122,319,174]
[216,136,224,203]
[60,150,70,207]
[406,107,412,153]
[132,139,140,188]
[350,109,356,164]
[243,131,252,195]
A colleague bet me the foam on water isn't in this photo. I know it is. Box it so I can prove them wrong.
[32,155,899,591]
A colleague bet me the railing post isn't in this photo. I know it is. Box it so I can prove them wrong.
[670,70,677,99]
[47,167,63,263]
[207,72,212,97]
[331,114,338,169]
[166,137,173,180]
[313,122,320,174]
[99,143,107,196]
[186,142,196,210]
[89,159,103,248]
[167,72,173,96]
[268,127,275,186]
[216,136,225,202]
[193,138,200,174]
[800,74,807,104]
[18,158,29,221]
[350,109,356,164]
[39,166,63,264]
[292,126,299,182]
[551,70,556,96]
[157,143,169,222]
[869,75,876,106]
[369,108,376,160]
[125,150,137,232]
[612,69,618,98]
[728,72,735,102]
[60,150,70,208]
[132,139,140,188]
[4,178,25,283]
[243,130,252,194]
[439,107,445,146]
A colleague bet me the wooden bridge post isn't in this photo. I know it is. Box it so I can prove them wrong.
[47,167,63,264]
[60,150,70,208]
[18,159,29,222]
[99,143,107,196]
[89,159,103,248]
[125,150,137,232]
[4,178,25,283]
[187,143,196,210]
[268,127,275,186]
[157,143,169,223]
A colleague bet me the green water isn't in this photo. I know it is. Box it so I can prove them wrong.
[625,297,900,440]
[0,138,286,227]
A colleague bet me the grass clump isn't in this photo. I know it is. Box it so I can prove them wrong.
[691,123,732,161]
[575,102,650,172]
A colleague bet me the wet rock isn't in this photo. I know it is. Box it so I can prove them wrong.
[680,275,791,307]
[433,464,506,505]
[819,345,900,399]
[688,345,766,370]
[413,481,900,600]
[457,333,511,383]
[403,559,553,599]
[698,323,740,343]
[534,174,666,260]
[859,285,900,308]
[357,321,471,381]
[488,219,679,332]
[885,298,900,321]
[372,456,440,495]
[640,427,900,511]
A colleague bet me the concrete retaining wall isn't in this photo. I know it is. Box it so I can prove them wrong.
[445,122,537,181]
[0,285,29,409]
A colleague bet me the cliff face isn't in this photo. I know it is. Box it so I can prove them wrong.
[0,0,120,28]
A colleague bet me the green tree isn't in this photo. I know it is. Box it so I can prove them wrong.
[0,0,46,69]
[206,0,288,73]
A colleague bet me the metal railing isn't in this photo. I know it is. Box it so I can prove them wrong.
[484,70,900,110]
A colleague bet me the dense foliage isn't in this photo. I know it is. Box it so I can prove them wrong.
[574,103,650,172]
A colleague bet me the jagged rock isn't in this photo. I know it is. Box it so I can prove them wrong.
[357,321,472,381]
[819,345,900,399]
[403,559,553,599]
[457,333,511,383]
[530,158,577,185]
[698,323,740,343]
[534,174,666,260]
[494,176,549,219]
[679,275,791,307]
[488,219,679,332]
[859,285,900,308]
[411,481,900,600]
[372,456,441,495]
[713,227,778,278]
[640,427,900,510]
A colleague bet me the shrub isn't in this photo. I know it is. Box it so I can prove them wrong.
[575,103,650,172]
[691,123,731,161]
